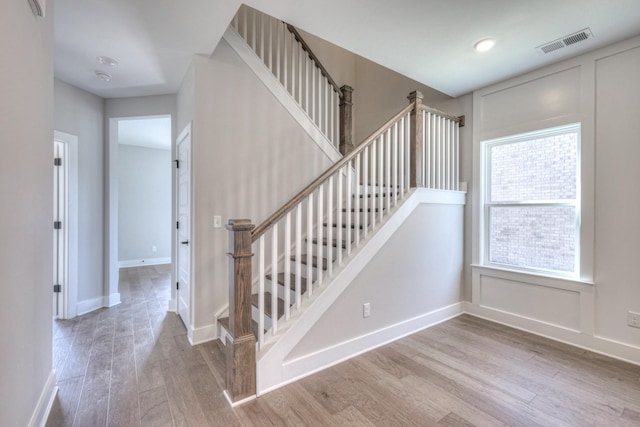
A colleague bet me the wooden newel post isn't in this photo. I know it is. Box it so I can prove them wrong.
[408,90,424,188]
[224,219,256,403]
[339,85,354,155]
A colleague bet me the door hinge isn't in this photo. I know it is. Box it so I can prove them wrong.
[174,159,180,169]
[176,282,179,290]
[53,284,61,293]
[54,158,62,166]
[54,221,62,230]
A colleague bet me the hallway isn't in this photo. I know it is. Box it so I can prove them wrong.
[47,265,236,426]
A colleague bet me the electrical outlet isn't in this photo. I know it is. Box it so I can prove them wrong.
[628,311,640,328]
[213,215,222,228]
[363,302,371,318]
[151,245,157,252]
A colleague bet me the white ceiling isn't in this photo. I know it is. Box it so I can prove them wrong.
[54,0,640,99]
[118,117,171,150]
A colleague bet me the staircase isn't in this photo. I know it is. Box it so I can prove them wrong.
[216,5,463,406]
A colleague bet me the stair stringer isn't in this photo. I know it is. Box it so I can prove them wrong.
[256,188,466,395]
[222,26,342,163]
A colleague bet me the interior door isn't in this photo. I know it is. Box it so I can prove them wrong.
[176,125,192,329]
[53,140,66,318]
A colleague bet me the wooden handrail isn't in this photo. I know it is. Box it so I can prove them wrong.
[421,105,462,123]
[252,102,414,241]
[286,24,343,98]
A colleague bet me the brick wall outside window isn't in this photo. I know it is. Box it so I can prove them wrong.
[486,130,579,273]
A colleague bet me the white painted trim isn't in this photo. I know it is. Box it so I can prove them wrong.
[118,257,171,268]
[76,294,121,316]
[223,27,342,164]
[105,292,121,308]
[462,302,640,366]
[53,131,78,320]
[260,303,463,395]
[28,370,57,427]
[167,298,177,312]
[257,189,465,394]
[77,296,104,316]
[223,390,256,407]
[189,323,217,345]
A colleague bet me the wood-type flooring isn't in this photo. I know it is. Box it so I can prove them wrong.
[46,265,640,426]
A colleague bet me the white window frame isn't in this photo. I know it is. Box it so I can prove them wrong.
[481,123,581,278]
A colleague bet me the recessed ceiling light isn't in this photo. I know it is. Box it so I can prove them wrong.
[474,38,496,52]
[95,71,112,82]
[97,56,118,67]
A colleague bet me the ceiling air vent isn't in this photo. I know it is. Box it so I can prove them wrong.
[537,28,593,54]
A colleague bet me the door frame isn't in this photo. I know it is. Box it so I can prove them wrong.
[53,131,78,319]
[175,122,194,336]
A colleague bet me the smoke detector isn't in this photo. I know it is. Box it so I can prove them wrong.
[537,28,594,54]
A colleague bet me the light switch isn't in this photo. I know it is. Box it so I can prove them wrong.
[213,215,222,228]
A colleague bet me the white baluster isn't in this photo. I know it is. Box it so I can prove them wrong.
[276,21,281,83]
[306,194,313,297]
[268,16,273,71]
[327,176,333,275]
[392,123,398,207]
[354,154,361,245]
[271,223,278,334]
[455,121,460,191]
[370,139,376,228]
[399,116,405,196]
[260,13,265,62]
[406,113,411,191]
[284,212,291,320]
[362,145,369,237]
[337,168,343,264]
[295,204,302,308]
[251,8,256,50]
[385,128,391,214]
[258,235,265,347]
[316,185,323,285]
[346,161,352,255]
[242,6,248,40]
[283,27,288,92]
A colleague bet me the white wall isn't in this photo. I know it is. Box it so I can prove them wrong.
[353,55,451,143]
[118,145,172,263]
[0,1,55,426]
[54,79,105,304]
[183,40,338,339]
[468,35,640,363]
[256,192,466,393]
[288,202,464,359]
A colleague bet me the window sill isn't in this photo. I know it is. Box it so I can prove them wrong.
[471,264,594,288]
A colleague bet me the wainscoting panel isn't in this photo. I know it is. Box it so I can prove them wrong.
[478,274,580,331]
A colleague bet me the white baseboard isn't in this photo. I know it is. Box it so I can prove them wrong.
[118,257,171,268]
[28,370,57,427]
[259,303,463,395]
[105,292,120,308]
[76,296,104,316]
[189,323,218,345]
[462,302,640,366]
[76,293,121,316]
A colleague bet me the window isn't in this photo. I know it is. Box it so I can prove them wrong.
[482,124,580,276]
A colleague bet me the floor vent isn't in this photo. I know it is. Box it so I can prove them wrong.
[537,28,593,54]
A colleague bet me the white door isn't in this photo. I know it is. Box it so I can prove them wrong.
[53,140,67,318]
[176,125,192,329]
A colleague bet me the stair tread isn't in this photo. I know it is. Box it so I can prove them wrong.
[218,316,261,338]
[252,291,285,319]
[343,207,384,212]
[265,273,308,293]
[323,222,364,230]
[310,237,351,249]
[295,254,330,270]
